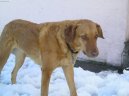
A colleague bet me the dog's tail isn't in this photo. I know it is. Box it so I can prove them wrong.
[0,24,14,73]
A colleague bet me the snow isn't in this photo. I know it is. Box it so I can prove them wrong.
[0,0,128,66]
[1,54,129,96]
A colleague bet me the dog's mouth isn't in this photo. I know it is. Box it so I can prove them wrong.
[83,51,98,58]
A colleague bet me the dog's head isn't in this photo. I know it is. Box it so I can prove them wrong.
[64,20,104,57]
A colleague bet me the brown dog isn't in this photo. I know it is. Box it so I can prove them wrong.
[0,19,104,96]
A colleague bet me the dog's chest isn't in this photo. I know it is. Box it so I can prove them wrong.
[59,53,77,66]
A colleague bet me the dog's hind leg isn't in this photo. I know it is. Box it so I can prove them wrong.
[0,33,13,74]
[11,49,26,84]
[0,49,10,71]
[0,47,12,74]
[0,39,13,83]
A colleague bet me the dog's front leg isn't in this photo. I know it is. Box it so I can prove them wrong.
[41,67,53,96]
[62,64,77,96]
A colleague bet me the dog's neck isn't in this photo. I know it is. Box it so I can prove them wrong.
[66,43,79,54]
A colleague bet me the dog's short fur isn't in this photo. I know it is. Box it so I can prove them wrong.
[0,19,104,96]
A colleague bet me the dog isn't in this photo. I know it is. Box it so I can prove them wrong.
[0,19,104,96]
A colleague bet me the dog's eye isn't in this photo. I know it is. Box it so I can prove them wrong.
[81,35,88,40]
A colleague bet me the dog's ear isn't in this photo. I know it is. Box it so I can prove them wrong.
[96,24,104,39]
[64,25,77,42]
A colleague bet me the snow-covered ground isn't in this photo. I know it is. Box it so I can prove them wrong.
[1,54,129,96]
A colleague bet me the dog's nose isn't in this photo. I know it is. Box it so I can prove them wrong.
[91,49,99,57]
[91,51,98,57]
